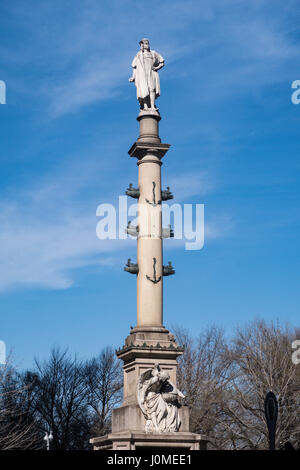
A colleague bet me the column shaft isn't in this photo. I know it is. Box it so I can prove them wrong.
[137,154,163,327]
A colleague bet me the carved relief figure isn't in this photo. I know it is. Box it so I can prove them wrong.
[129,38,164,111]
[137,363,185,433]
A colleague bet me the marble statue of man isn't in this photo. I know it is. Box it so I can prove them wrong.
[129,38,164,111]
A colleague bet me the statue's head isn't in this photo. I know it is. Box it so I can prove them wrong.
[139,38,150,51]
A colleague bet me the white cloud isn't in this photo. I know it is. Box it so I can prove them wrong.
[3,0,299,116]
[0,163,229,292]
[0,155,130,292]
[167,171,216,201]
[0,201,128,292]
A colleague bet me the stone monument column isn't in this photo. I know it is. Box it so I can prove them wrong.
[90,39,208,451]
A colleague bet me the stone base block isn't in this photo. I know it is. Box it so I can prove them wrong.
[112,404,190,433]
[112,404,145,433]
[90,431,208,450]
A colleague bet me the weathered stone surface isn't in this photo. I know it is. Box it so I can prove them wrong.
[91,431,208,450]
[116,326,183,407]
[112,404,190,434]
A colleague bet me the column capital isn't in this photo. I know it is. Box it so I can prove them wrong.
[128,141,170,160]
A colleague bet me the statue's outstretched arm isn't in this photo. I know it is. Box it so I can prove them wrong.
[168,380,185,398]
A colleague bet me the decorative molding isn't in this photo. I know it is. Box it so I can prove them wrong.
[124,259,139,274]
[163,262,175,276]
[126,184,140,199]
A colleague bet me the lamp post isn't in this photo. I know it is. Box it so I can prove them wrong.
[44,430,53,450]
[264,392,278,450]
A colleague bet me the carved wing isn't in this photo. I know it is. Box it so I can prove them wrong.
[137,368,153,417]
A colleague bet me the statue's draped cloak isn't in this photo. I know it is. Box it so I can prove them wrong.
[137,369,183,433]
[131,50,164,100]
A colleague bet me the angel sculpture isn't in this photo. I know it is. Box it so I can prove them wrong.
[137,363,185,433]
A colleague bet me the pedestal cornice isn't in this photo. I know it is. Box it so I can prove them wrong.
[116,344,184,363]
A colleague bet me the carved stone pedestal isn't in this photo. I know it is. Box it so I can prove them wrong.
[90,326,208,451]
[117,326,183,406]
[91,431,208,450]
[112,403,190,434]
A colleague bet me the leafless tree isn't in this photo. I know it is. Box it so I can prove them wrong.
[223,319,300,449]
[85,346,123,437]
[173,325,233,449]
[174,320,300,449]
[23,347,92,450]
[18,346,122,449]
[0,358,39,450]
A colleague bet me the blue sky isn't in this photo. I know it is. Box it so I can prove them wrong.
[0,0,299,369]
